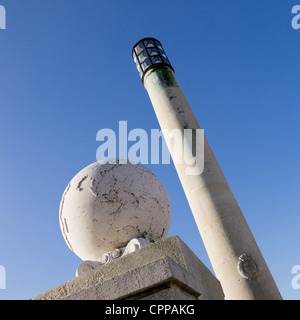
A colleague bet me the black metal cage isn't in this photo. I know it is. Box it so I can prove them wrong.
[132,38,174,84]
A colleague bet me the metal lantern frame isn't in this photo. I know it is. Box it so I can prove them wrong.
[132,37,174,84]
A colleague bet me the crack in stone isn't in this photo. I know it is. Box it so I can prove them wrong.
[77,175,88,191]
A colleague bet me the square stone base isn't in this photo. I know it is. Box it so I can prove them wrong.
[32,235,224,300]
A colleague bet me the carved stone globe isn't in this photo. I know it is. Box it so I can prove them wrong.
[59,160,171,261]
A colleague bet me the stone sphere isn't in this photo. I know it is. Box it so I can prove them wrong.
[59,160,171,261]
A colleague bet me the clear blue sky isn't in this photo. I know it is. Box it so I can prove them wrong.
[0,0,299,300]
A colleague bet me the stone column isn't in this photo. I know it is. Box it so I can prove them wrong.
[133,38,282,300]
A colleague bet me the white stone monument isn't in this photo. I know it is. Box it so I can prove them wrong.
[59,160,171,276]
[33,159,224,300]
[33,37,281,300]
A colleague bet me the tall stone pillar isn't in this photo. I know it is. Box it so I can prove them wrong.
[132,38,282,300]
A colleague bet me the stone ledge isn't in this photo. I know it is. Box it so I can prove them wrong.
[62,256,201,300]
[32,235,224,300]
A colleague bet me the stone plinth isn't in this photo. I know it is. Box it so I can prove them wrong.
[32,236,224,300]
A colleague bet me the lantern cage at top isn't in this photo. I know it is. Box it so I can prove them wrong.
[132,38,174,84]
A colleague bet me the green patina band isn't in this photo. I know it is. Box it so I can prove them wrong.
[144,67,179,90]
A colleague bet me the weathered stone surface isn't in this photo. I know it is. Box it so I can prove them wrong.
[32,235,224,300]
[143,66,282,300]
[59,160,171,261]
[62,257,201,300]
